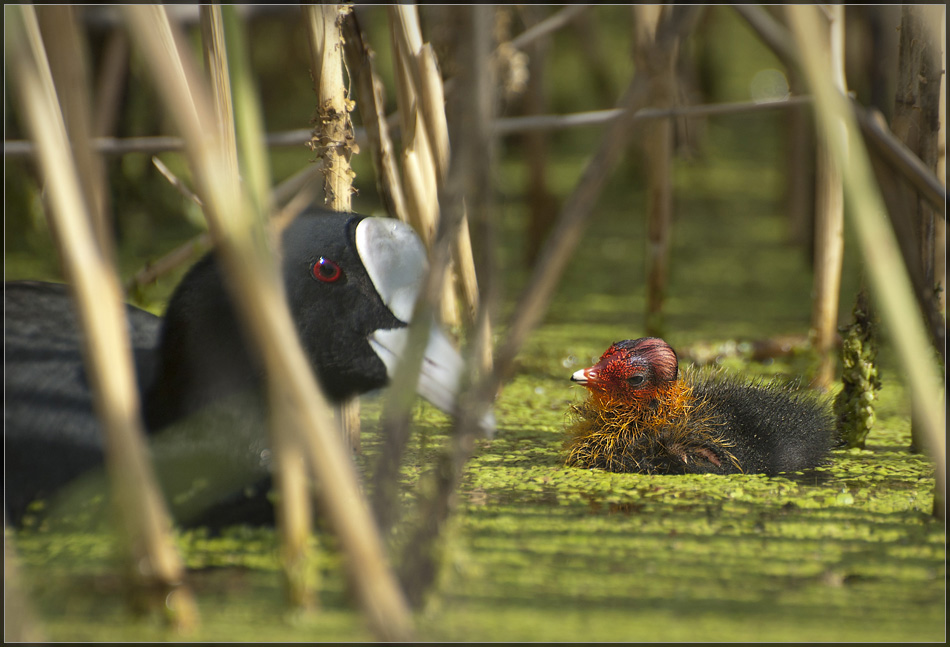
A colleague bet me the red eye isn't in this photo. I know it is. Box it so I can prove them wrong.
[311,257,342,283]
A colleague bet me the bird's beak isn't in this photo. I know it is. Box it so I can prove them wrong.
[571,365,602,388]
[369,326,495,437]
[356,217,495,438]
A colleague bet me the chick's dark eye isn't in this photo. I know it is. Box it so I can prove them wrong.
[311,257,342,283]
[626,375,647,388]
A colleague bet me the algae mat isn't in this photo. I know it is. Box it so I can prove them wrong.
[10,359,944,642]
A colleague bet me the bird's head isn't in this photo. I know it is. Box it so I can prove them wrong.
[571,337,679,402]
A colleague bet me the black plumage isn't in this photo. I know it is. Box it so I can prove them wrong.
[4,208,485,528]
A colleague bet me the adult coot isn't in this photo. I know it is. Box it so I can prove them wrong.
[565,337,835,475]
[5,209,492,527]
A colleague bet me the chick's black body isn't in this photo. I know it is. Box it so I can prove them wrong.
[690,372,835,475]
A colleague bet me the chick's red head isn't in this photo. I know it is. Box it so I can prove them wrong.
[571,337,679,402]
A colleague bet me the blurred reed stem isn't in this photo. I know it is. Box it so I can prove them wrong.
[123,6,414,639]
[36,5,115,263]
[215,5,317,611]
[341,9,409,224]
[786,5,946,519]
[807,5,846,391]
[397,4,704,609]
[3,534,46,642]
[634,4,677,339]
[389,4,469,328]
[6,5,197,631]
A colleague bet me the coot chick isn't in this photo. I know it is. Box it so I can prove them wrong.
[5,208,493,527]
[566,337,835,475]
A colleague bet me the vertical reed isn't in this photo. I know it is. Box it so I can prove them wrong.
[36,6,114,261]
[787,5,946,519]
[341,9,410,224]
[6,5,197,631]
[303,4,363,455]
[124,6,414,639]
[398,5,704,608]
[807,5,846,390]
[633,4,677,338]
[891,5,946,452]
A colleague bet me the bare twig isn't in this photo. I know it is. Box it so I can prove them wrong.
[152,156,203,206]
[507,4,588,53]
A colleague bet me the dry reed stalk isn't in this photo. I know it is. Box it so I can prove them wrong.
[123,6,413,638]
[399,5,705,608]
[361,6,474,533]
[569,7,617,106]
[396,5,499,606]
[36,6,114,262]
[341,9,410,223]
[360,8,494,546]
[389,6,439,244]
[92,27,129,138]
[389,4,464,328]
[199,7,239,184]
[303,3,363,456]
[787,5,946,519]
[457,4,495,377]
[3,533,46,642]
[891,5,946,453]
[6,5,197,631]
[806,5,846,390]
[633,4,677,338]
[214,5,317,609]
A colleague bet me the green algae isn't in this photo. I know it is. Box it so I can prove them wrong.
[12,354,943,642]
[7,7,945,643]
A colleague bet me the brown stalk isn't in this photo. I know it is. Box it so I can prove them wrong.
[519,5,558,266]
[634,5,678,338]
[803,5,846,390]
[6,5,197,631]
[36,6,114,262]
[341,9,410,224]
[388,4,462,327]
[302,3,363,456]
[399,4,705,609]
[123,6,414,639]
[891,5,946,453]
[786,5,945,519]
[211,4,318,609]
